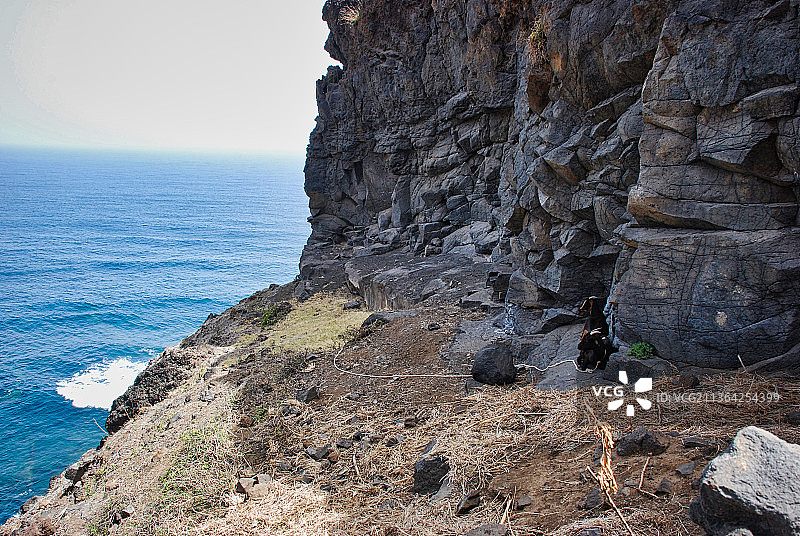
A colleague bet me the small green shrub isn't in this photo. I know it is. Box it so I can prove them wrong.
[528,9,550,64]
[629,342,656,360]
[260,302,290,328]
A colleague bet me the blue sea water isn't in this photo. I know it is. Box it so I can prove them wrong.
[0,147,310,521]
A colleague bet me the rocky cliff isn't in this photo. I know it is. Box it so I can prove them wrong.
[303,0,800,370]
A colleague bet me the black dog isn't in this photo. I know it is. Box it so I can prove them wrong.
[576,296,617,371]
[577,329,616,371]
[578,296,609,338]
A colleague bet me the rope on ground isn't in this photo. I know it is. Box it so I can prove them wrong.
[332,345,472,380]
[516,359,598,373]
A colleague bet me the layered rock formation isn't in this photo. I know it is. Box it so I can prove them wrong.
[303,0,800,369]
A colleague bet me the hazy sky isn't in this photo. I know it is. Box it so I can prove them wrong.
[0,1,334,154]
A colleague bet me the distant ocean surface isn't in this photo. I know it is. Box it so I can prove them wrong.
[0,147,310,521]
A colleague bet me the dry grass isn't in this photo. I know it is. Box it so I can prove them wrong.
[222,363,800,536]
[261,293,371,353]
[40,310,800,536]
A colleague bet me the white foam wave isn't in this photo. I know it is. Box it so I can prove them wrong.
[56,358,147,411]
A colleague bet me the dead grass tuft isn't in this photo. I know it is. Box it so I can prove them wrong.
[261,292,371,353]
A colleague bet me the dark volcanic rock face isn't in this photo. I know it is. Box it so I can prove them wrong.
[303,0,800,370]
[106,347,199,433]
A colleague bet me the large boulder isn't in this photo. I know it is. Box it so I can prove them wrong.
[471,344,517,386]
[690,426,800,536]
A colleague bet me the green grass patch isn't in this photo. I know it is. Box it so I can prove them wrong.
[629,342,656,360]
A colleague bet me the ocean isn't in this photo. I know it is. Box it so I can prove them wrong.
[0,147,310,521]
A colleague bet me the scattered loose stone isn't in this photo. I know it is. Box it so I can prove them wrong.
[276,461,292,472]
[305,446,330,461]
[247,483,271,499]
[336,438,354,449]
[674,373,701,389]
[327,450,340,464]
[296,386,320,404]
[343,299,361,310]
[683,437,712,449]
[463,524,508,536]
[431,475,453,501]
[255,473,272,484]
[786,411,800,425]
[421,439,437,455]
[411,454,450,495]
[655,478,673,496]
[578,488,607,510]
[515,494,532,509]
[428,322,441,331]
[386,435,405,447]
[456,490,481,515]
[616,427,670,456]
[690,426,800,535]
[199,390,214,403]
[235,477,256,494]
[676,461,696,476]
[404,416,419,428]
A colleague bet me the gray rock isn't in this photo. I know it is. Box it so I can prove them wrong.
[516,494,532,509]
[296,386,319,404]
[674,373,701,389]
[456,490,481,515]
[463,524,508,536]
[676,462,696,476]
[690,426,800,535]
[787,411,800,425]
[471,344,517,386]
[655,477,673,496]
[611,228,800,369]
[343,299,362,310]
[602,354,677,384]
[235,477,256,494]
[336,438,354,449]
[411,454,450,495]
[616,427,670,457]
[302,0,800,375]
[305,446,330,461]
[578,488,607,510]
[683,437,713,449]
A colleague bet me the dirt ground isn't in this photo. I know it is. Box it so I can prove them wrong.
[6,288,799,536]
[224,295,800,536]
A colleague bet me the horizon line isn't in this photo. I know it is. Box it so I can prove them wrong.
[0,142,309,159]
